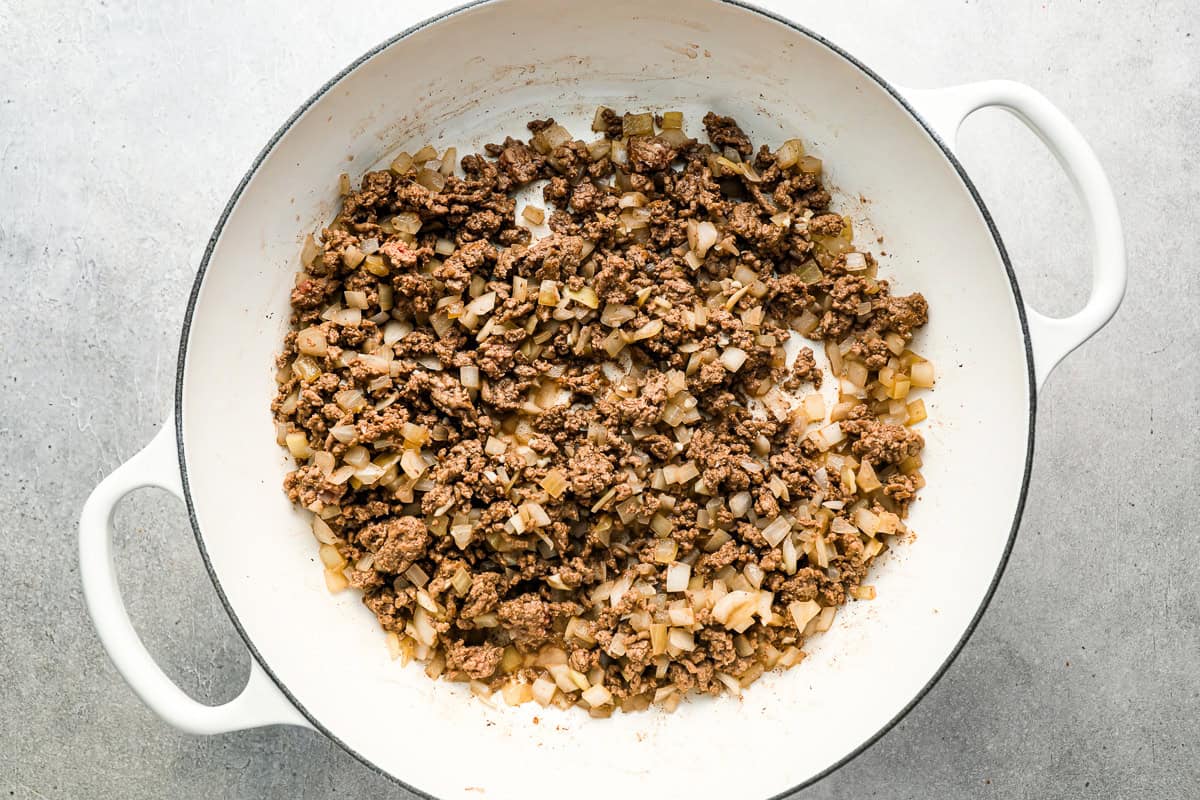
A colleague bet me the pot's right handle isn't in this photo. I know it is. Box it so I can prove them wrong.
[79,419,311,734]
[900,80,1126,388]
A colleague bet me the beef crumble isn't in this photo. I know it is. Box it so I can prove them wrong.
[273,109,934,715]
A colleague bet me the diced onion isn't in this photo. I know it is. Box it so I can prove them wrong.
[581,684,612,707]
[342,245,365,268]
[815,606,837,632]
[533,468,565,499]
[844,252,868,271]
[296,326,327,356]
[649,513,674,537]
[910,361,936,388]
[729,491,753,518]
[335,389,366,413]
[538,124,573,153]
[665,562,691,592]
[383,319,413,344]
[389,151,413,175]
[622,112,654,137]
[798,155,823,175]
[788,599,821,630]
[466,291,496,316]
[416,168,445,192]
[808,422,844,452]
[324,569,348,593]
[564,285,599,309]
[619,192,648,209]
[343,445,369,468]
[620,207,650,230]
[761,516,791,547]
[327,465,355,485]
[711,590,757,629]
[401,450,427,480]
[532,676,557,706]
[285,432,311,459]
[798,262,824,285]
[591,106,612,132]
[354,462,385,485]
[781,536,798,574]
[686,219,718,258]
[538,280,560,306]
[850,585,876,601]
[631,319,663,341]
[803,393,825,423]
[331,307,361,326]
[667,629,695,652]
[311,515,339,545]
[330,424,356,444]
[363,254,388,276]
[300,233,319,267]
[719,346,748,372]
[831,517,858,535]
[439,146,457,176]
[652,539,678,564]
[318,543,345,569]
[610,139,627,165]
[775,138,805,169]
[795,309,820,336]
[906,398,928,425]
[600,304,636,327]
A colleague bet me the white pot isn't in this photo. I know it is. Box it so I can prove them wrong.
[80,1,1125,797]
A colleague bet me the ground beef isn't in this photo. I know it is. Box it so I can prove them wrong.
[358,516,429,574]
[445,640,504,680]
[497,593,553,649]
[597,107,623,139]
[842,405,924,465]
[702,111,753,156]
[460,572,501,619]
[489,137,543,188]
[808,213,845,237]
[274,109,932,714]
[627,135,677,173]
[567,443,617,497]
[872,292,930,339]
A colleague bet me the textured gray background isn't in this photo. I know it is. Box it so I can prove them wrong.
[1,0,1196,797]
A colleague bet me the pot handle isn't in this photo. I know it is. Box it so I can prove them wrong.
[899,80,1126,388]
[79,419,311,734]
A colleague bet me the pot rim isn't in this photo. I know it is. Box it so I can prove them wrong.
[173,1,1037,796]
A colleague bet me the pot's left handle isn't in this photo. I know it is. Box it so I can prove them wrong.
[79,419,311,734]
[899,80,1126,388]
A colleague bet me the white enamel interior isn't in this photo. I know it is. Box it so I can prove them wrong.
[179,1,1032,797]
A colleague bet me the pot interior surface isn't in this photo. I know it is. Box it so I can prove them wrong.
[180,1,1032,797]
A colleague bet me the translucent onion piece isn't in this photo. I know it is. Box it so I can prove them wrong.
[296,326,327,356]
[686,219,718,258]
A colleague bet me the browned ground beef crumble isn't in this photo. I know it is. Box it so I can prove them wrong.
[273,109,932,714]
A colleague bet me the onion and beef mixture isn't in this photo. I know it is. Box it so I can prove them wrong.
[272,109,934,714]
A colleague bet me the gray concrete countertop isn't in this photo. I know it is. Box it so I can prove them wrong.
[1,1,1196,797]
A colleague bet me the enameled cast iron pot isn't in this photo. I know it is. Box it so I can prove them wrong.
[80,1,1126,797]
